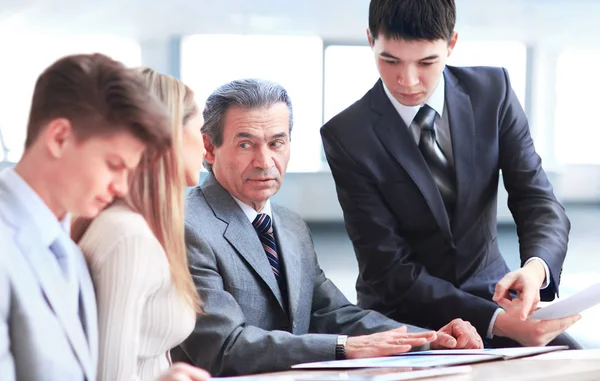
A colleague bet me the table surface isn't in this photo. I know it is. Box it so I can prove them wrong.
[222,350,600,381]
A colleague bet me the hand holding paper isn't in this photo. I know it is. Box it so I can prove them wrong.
[493,260,546,320]
[493,310,580,346]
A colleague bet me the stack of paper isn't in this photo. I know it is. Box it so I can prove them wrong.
[292,366,473,381]
[291,346,567,370]
[293,353,496,369]
[529,349,600,360]
[396,345,569,359]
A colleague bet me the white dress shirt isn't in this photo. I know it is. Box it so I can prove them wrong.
[232,196,273,223]
[382,75,550,338]
[383,74,454,166]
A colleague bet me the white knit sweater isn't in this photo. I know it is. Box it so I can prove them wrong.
[79,201,195,381]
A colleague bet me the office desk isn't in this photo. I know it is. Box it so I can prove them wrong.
[440,358,600,380]
[227,355,600,381]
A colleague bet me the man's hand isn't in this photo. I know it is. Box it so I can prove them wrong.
[431,319,483,350]
[345,326,437,359]
[157,363,211,381]
[493,260,546,320]
[493,310,581,347]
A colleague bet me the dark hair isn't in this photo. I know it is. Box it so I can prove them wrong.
[202,78,293,172]
[369,0,456,41]
[25,53,171,158]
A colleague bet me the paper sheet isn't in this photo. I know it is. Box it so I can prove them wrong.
[530,283,600,320]
[213,366,473,381]
[397,346,568,359]
[292,354,497,369]
[529,349,600,360]
[292,366,473,381]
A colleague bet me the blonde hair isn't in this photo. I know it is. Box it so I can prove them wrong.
[127,67,201,314]
[72,67,201,314]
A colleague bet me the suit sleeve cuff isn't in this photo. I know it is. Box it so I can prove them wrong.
[524,257,550,289]
[486,308,503,339]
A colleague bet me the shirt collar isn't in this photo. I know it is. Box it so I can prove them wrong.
[0,168,70,248]
[382,72,446,127]
[231,195,272,224]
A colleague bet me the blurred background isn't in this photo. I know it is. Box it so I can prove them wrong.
[1,0,599,347]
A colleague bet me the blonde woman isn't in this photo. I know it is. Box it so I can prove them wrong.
[72,67,207,381]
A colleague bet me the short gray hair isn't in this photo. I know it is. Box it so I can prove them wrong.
[201,78,293,172]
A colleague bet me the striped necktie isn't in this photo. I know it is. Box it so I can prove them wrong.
[252,213,281,282]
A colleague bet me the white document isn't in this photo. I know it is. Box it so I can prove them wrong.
[213,377,296,381]
[530,283,600,320]
[529,349,600,360]
[292,365,473,381]
[213,366,473,381]
[398,346,568,359]
[292,354,497,369]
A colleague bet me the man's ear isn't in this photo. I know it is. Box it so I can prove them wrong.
[203,134,216,165]
[366,28,375,47]
[44,118,74,158]
[447,32,459,57]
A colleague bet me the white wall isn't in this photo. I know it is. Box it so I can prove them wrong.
[2,0,600,213]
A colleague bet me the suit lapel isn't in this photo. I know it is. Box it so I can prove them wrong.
[0,178,94,380]
[370,80,452,239]
[272,211,301,329]
[16,226,94,380]
[445,69,475,233]
[202,175,286,311]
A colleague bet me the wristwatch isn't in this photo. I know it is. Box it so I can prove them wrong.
[335,335,348,360]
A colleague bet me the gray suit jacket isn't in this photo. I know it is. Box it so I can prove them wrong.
[0,173,98,381]
[172,174,426,376]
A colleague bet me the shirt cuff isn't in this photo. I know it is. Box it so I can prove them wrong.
[486,307,503,339]
[524,257,550,289]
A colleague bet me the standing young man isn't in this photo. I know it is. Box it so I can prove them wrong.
[321,0,581,348]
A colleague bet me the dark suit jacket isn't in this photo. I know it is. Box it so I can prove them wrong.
[320,66,570,337]
[172,175,426,376]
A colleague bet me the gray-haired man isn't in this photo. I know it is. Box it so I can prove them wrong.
[172,78,482,376]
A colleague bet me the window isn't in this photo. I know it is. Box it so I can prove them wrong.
[555,50,600,165]
[448,41,528,109]
[323,45,379,123]
[0,34,141,162]
[323,41,528,123]
[181,34,323,172]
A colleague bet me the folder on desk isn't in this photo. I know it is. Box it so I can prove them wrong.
[292,353,497,369]
[292,346,568,370]
[395,345,569,360]
[292,366,473,381]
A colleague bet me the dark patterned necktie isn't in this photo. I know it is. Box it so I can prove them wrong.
[252,213,281,282]
[413,104,456,214]
[252,213,289,315]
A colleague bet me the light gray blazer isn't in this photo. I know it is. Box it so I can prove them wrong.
[172,174,426,376]
[0,174,98,381]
